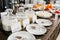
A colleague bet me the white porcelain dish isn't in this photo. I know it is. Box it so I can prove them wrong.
[36,11,52,18]
[7,31,36,40]
[26,24,47,35]
[36,19,52,26]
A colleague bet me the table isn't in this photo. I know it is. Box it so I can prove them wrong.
[40,18,60,40]
[0,13,60,40]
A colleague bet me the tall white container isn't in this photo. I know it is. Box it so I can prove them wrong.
[1,9,13,31]
[1,12,11,31]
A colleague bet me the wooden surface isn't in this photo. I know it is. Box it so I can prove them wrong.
[34,18,60,40]
[42,19,60,40]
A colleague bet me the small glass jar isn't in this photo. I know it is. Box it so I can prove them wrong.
[25,6,37,23]
[16,12,30,29]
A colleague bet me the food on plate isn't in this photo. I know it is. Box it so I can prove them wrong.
[33,4,42,10]
[33,5,38,8]
[45,4,53,10]
[16,36,22,40]
[54,10,60,14]
[31,26,36,29]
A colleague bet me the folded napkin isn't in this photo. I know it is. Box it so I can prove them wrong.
[11,19,22,33]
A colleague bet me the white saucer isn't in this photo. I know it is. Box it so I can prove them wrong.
[36,19,52,26]
[26,24,47,35]
[36,11,52,18]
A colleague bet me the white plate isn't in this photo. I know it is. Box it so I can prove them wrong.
[36,19,52,26]
[36,11,52,18]
[7,31,36,40]
[26,24,47,35]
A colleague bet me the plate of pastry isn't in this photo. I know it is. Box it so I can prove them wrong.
[36,19,52,26]
[33,4,43,10]
[7,31,36,40]
[26,24,47,35]
[36,11,52,18]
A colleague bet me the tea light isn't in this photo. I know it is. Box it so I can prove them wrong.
[16,36,22,40]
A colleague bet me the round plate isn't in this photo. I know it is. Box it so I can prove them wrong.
[7,31,36,40]
[36,19,52,26]
[26,24,47,35]
[36,11,52,18]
